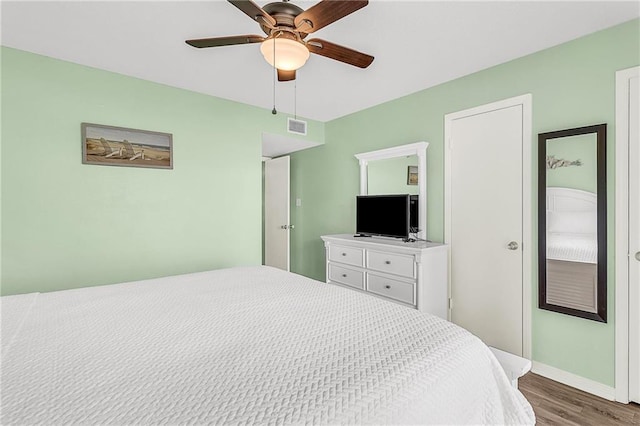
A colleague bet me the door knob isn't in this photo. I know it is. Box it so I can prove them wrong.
[635,251,640,261]
[507,241,519,250]
[280,225,295,230]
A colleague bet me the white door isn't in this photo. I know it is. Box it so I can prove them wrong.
[615,66,639,404]
[628,73,639,403]
[445,96,532,357]
[264,156,290,271]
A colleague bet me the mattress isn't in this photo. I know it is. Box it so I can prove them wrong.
[1,266,535,425]
[546,232,597,264]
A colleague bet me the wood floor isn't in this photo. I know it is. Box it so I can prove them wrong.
[518,372,640,425]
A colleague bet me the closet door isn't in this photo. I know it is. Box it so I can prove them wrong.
[264,156,291,271]
[628,73,639,403]
[615,66,639,404]
[445,96,532,357]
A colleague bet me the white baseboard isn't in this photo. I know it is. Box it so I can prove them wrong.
[531,361,615,401]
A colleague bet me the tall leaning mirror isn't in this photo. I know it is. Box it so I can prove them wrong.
[538,124,607,322]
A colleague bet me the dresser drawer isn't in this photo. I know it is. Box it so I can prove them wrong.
[328,264,364,290]
[366,250,415,278]
[367,273,415,305]
[329,245,364,267]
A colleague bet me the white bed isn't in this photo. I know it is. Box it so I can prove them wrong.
[545,187,598,312]
[546,186,597,264]
[546,232,597,264]
[1,266,534,425]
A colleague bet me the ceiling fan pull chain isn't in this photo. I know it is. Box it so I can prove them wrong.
[294,79,297,120]
[272,37,277,115]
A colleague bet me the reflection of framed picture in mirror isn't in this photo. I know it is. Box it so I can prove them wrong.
[407,166,418,185]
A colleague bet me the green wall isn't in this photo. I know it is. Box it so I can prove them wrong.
[290,19,640,387]
[0,46,323,296]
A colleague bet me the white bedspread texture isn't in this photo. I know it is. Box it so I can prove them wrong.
[546,232,597,263]
[1,266,534,425]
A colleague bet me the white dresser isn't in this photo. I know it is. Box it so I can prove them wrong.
[321,234,449,320]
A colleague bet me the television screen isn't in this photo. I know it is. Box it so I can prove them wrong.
[356,194,410,239]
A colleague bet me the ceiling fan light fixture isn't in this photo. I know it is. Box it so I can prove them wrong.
[260,37,310,71]
[186,0,374,81]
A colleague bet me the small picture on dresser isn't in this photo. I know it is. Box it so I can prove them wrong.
[82,123,173,169]
[407,166,418,185]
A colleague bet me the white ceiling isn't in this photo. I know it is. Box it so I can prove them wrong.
[2,1,638,122]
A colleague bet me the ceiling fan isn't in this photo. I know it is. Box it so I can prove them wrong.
[186,0,374,81]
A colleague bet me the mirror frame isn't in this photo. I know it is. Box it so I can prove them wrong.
[537,123,607,322]
[355,142,429,240]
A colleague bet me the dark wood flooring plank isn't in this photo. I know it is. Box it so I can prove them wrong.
[534,398,592,425]
[518,372,640,425]
[580,404,637,425]
[532,409,583,426]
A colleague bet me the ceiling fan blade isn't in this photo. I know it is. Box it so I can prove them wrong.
[306,38,374,68]
[186,35,265,48]
[228,0,276,27]
[277,69,296,82]
[295,0,368,33]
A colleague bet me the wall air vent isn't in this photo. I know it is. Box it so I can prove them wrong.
[288,117,307,136]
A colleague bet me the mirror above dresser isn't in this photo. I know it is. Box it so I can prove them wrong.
[366,155,419,196]
[355,142,429,240]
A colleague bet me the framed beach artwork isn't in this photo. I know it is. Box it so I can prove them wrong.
[82,123,173,169]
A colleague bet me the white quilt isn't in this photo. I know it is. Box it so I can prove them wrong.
[1,266,534,425]
[546,232,597,264]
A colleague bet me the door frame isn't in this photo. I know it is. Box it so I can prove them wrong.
[444,94,533,359]
[614,65,639,404]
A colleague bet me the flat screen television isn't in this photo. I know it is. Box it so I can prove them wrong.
[356,194,418,239]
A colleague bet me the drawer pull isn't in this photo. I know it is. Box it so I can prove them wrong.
[342,274,347,278]
[385,285,391,289]
[342,253,347,256]
[385,260,391,265]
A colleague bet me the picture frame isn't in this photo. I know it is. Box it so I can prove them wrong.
[81,123,173,169]
[407,165,418,185]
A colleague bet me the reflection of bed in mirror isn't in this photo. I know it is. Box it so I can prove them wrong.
[545,187,598,313]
